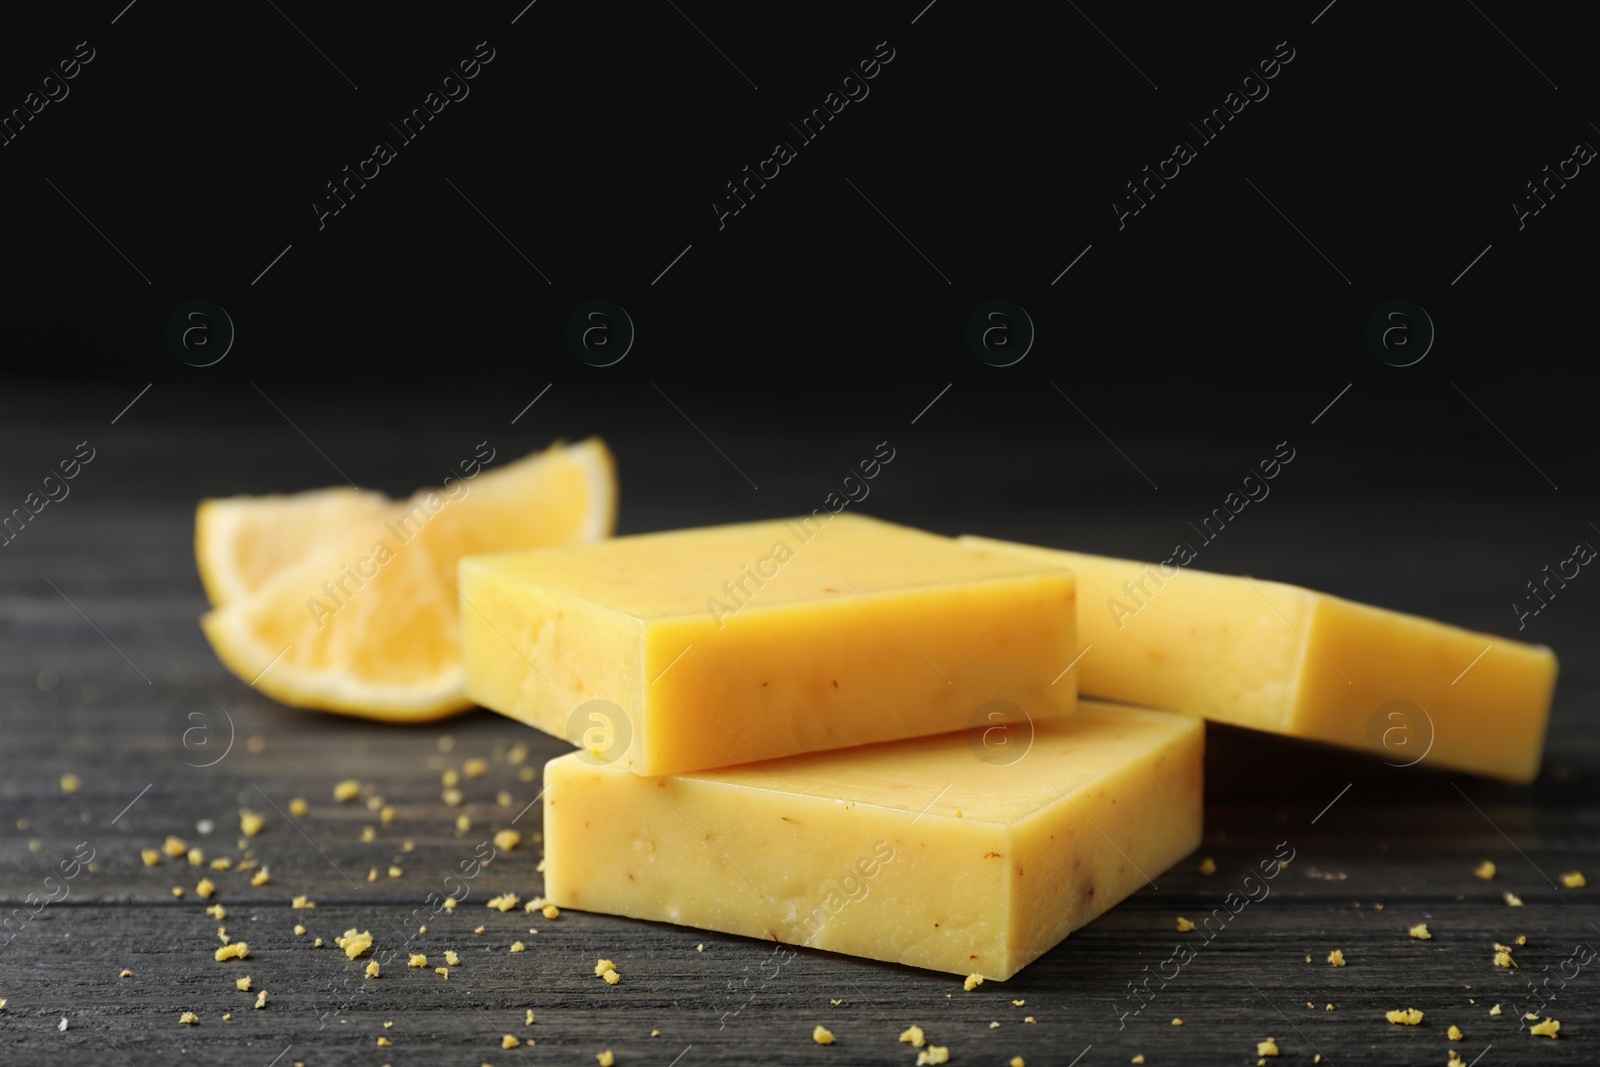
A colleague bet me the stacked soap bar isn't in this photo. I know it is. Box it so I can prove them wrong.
[462,515,1078,775]
[961,538,1558,783]
[543,702,1203,979]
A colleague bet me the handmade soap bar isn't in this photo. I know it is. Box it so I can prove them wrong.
[961,538,1557,782]
[461,515,1077,775]
[543,701,1202,979]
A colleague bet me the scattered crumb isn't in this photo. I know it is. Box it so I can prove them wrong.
[812,1025,834,1046]
[474,925,486,935]
[435,967,449,980]
[464,758,489,778]
[1494,949,1517,968]
[163,837,187,857]
[521,767,536,781]
[293,924,306,936]
[1474,861,1496,880]
[1530,1017,1561,1038]
[119,970,133,978]
[502,1035,520,1050]
[1504,891,1524,907]
[141,848,161,867]
[235,977,251,992]
[498,791,514,807]
[215,942,249,962]
[526,1010,536,1025]
[442,769,460,788]
[696,944,703,952]
[443,789,464,807]
[313,938,323,947]
[487,893,520,912]
[1516,935,1527,945]
[1171,1018,1183,1026]
[1024,1017,1035,1024]
[335,929,373,960]
[899,1025,926,1048]
[443,897,457,912]
[1562,871,1586,889]
[179,1011,199,1025]
[251,869,270,887]
[206,904,226,920]
[60,773,80,794]
[1257,1037,1279,1057]
[604,971,621,985]
[1385,1008,1423,1025]
[239,810,264,837]
[253,990,267,1009]
[289,798,309,817]
[1327,949,1346,967]
[537,903,559,920]
[1448,1025,1463,1041]
[409,954,427,968]
[196,878,216,899]
[597,1051,615,1067]
[438,735,455,753]
[1408,923,1431,940]
[367,868,378,883]
[510,942,525,953]
[964,973,984,991]
[366,961,380,979]
[917,1046,950,1066]
[1176,917,1195,933]
[360,826,376,843]
[403,840,415,852]
[210,857,232,871]
[334,780,360,802]
[381,806,396,825]
[989,1021,1001,1029]
[1131,1058,1144,1065]
[376,1036,391,1047]
[445,950,461,967]
[187,847,205,867]
[1325,1004,1334,1012]
[171,886,185,898]
[388,866,402,879]
[1012,999,1025,1006]
[494,829,521,851]
[291,895,316,909]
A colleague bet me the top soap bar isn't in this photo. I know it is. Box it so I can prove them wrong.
[461,515,1077,775]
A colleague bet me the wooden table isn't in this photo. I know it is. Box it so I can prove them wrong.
[1,385,1591,1065]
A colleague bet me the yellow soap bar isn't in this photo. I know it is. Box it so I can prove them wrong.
[461,515,1076,775]
[961,538,1557,782]
[544,701,1202,979]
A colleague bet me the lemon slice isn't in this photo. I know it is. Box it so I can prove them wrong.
[199,439,615,720]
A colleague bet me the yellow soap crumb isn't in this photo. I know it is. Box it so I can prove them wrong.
[196,878,216,899]
[604,970,621,985]
[179,1011,199,1025]
[1490,1004,1501,1016]
[171,886,185,898]
[1448,1025,1463,1040]
[443,788,464,807]
[989,1021,1001,1029]
[1011,1058,1027,1067]
[254,990,267,1009]
[187,847,205,867]
[1131,1058,1145,1066]
[366,795,383,810]
[435,966,449,979]
[334,779,360,802]
[1504,891,1524,907]
[215,942,248,962]
[510,942,525,953]
[376,1036,391,1047]
[251,869,270,887]
[119,970,133,978]
[464,758,489,778]
[487,893,520,912]
[899,1025,926,1048]
[336,929,374,960]
[1494,951,1516,967]
[917,1047,950,1066]
[288,797,309,817]
[475,925,486,935]
[445,950,461,966]
[1385,1008,1423,1025]
[455,813,472,834]
[388,866,402,879]
[206,904,226,920]
[1530,1017,1561,1037]
[163,836,187,857]
[380,805,396,825]
[526,1009,536,1025]
[313,938,323,947]
[60,773,80,794]
[443,897,457,911]
[1176,917,1195,932]
[293,924,306,936]
[1408,923,1431,940]
[498,791,514,807]
[494,829,521,851]
[442,768,460,788]
[1474,860,1496,880]
[438,735,455,753]
[1517,935,1527,945]
[239,810,264,837]
[1012,999,1025,1006]
[409,954,427,968]
[403,839,415,852]
[1257,1037,1279,1057]
[543,904,560,920]
[291,895,315,909]
[209,857,232,871]
[597,1051,615,1067]
[1198,856,1217,875]
[502,1034,520,1050]
[141,848,161,867]
[366,961,380,978]
[235,977,251,992]
[1172,1018,1183,1026]
[521,766,536,781]
[964,973,984,991]
[360,826,376,843]
[1562,871,1586,889]
[1327,949,1346,966]
[1024,1017,1035,1024]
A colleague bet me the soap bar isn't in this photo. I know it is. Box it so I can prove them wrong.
[461,515,1076,775]
[961,538,1557,782]
[543,701,1202,979]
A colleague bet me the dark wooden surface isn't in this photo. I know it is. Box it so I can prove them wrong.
[2,387,1597,1066]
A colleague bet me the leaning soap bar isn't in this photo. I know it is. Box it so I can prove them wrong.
[544,701,1201,979]
[961,537,1557,782]
[461,515,1076,775]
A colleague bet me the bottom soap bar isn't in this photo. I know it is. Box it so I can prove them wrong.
[543,701,1202,979]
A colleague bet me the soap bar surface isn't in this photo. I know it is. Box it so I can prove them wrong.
[543,701,1202,979]
[462,515,1076,775]
[961,537,1557,782]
